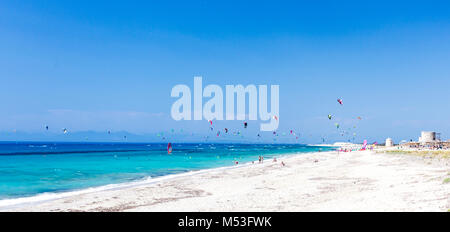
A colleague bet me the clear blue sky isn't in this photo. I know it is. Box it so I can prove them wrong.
[1,1,450,143]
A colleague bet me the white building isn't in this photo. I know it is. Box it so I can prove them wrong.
[418,131,440,144]
[385,138,394,147]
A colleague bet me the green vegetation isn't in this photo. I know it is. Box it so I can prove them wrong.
[377,150,450,159]
[443,178,450,184]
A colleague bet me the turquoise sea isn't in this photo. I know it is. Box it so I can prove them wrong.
[0,142,333,201]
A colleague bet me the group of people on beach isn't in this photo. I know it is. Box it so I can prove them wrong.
[404,144,448,150]
[244,155,285,167]
[259,155,285,166]
[258,155,264,163]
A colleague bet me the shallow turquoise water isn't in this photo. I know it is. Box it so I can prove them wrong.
[0,142,333,200]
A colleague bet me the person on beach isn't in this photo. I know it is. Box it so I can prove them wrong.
[273,158,277,162]
[281,161,285,166]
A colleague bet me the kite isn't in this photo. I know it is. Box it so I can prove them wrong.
[337,98,343,105]
[273,115,278,121]
[224,128,228,133]
[361,140,368,150]
[357,116,362,120]
[335,123,340,129]
[208,120,213,126]
[328,115,332,120]
[244,122,248,129]
[167,143,173,154]
[62,128,68,134]
[45,125,49,130]
[217,131,220,137]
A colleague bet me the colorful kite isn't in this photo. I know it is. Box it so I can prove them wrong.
[167,143,173,154]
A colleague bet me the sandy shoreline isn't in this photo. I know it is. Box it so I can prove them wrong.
[1,150,449,212]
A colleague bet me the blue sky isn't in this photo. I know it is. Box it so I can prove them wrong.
[1,1,450,143]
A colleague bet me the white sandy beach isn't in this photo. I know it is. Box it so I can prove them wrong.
[1,150,449,212]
